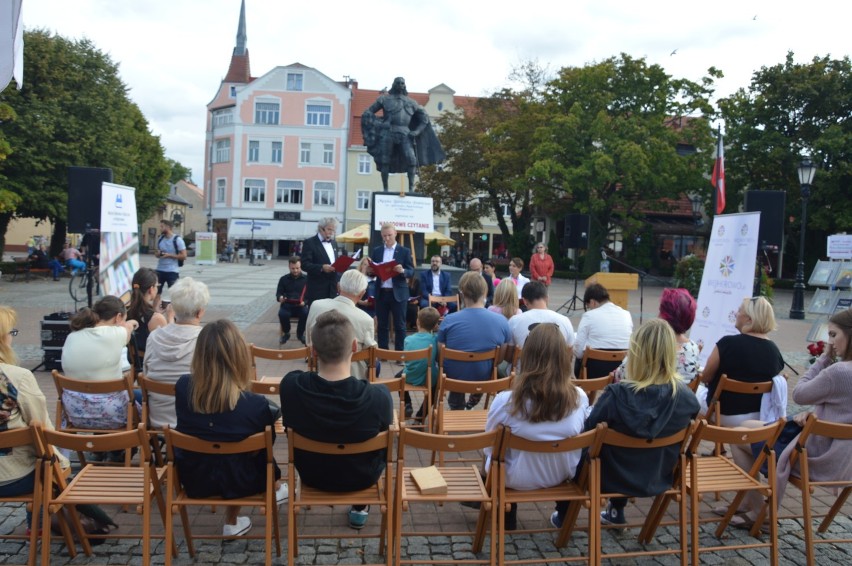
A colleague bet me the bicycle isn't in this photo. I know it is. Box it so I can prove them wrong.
[69,263,100,306]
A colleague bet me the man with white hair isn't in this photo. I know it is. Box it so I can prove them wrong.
[301,217,340,305]
[304,269,377,379]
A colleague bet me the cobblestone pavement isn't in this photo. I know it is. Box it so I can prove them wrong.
[1,253,844,565]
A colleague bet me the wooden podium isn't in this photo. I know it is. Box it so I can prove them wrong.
[585,273,638,311]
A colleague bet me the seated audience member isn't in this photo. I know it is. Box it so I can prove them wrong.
[276,256,308,345]
[488,279,522,321]
[29,244,63,281]
[404,307,441,421]
[726,308,852,530]
[612,288,699,383]
[700,296,784,427]
[356,257,378,319]
[60,296,138,432]
[304,269,377,380]
[486,323,588,530]
[437,272,511,410]
[483,260,501,288]
[562,319,699,527]
[0,306,69,529]
[280,310,393,530]
[143,277,209,429]
[573,283,633,377]
[507,257,530,305]
[126,267,168,371]
[509,281,575,350]
[468,258,494,306]
[419,255,457,314]
[174,319,287,538]
[59,242,86,274]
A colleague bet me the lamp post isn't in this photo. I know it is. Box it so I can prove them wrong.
[789,157,817,320]
[207,211,212,232]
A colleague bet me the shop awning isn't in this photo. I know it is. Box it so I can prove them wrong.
[227,219,316,241]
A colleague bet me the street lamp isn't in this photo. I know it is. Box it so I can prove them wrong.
[789,157,817,320]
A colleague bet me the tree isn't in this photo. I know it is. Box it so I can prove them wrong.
[718,53,852,277]
[0,102,22,214]
[0,30,170,256]
[530,54,717,271]
[167,158,192,184]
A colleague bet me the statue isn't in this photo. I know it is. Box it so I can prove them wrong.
[362,77,446,192]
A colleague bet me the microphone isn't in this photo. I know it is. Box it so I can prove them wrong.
[600,248,607,260]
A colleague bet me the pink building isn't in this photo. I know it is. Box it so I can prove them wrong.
[204,0,351,257]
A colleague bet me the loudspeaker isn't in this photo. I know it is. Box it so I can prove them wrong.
[563,214,590,249]
[744,190,786,248]
[67,166,113,233]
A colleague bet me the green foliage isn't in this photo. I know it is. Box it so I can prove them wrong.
[674,255,705,298]
[167,158,192,184]
[718,53,852,276]
[426,238,441,259]
[0,29,169,255]
[508,230,534,261]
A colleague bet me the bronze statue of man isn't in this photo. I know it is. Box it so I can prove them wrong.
[362,77,445,192]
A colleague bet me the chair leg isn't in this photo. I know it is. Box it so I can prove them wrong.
[819,486,852,533]
[639,492,672,544]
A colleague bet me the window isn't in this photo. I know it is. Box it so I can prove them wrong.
[229,85,236,97]
[243,179,265,203]
[287,73,303,91]
[313,182,335,206]
[500,200,512,217]
[276,180,303,204]
[271,141,282,163]
[358,154,372,174]
[215,179,226,202]
[248,140,260,162]
[306,103,331,126]
[322,143,334,165]
[356,190,370,211]
[300,143,311,164]
[213,108,233,126]
[254,102,280,125]
[214,139,230,163]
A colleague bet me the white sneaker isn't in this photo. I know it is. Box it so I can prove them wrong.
[276,482,289,504]
[222,516,251,537]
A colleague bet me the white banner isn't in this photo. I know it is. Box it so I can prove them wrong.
[373,194,434,232]
[692,212,761,367]
[100,182,139,233]
[99,182,139,299]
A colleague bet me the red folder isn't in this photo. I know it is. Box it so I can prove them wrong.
[332,255,356,273]
[368,258,399,282]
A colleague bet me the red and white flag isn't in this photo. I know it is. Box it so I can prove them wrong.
[711,134,725,214]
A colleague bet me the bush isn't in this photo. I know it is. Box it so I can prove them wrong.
[426,239,441,259]
[673,255,704,298]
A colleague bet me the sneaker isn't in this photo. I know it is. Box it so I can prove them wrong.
[600,503,627,526]
[404,403,414,418]
[297,334,306,345]
[223,516,252,537]
[550,511,563,529]
[275,482,289,505]
[348,506,369,529]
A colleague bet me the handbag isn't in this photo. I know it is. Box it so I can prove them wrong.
[750,418,804,475]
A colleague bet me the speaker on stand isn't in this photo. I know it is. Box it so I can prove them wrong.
[745,190,786,295]
[557,214,590,313]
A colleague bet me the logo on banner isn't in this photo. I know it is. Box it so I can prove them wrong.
[728,310,737,323]
[719,255,736,277]
[740,224,748,236]
[702,306,710,318]
[115,193,123,208]
[717,225,726,237]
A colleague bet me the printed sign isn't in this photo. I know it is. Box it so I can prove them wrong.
[373,194,434,232]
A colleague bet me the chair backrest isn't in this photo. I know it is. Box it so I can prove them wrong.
[52,369,139,428]
[579,347,627,380]
[789,414,852,470]
[439,345,500,381]
[38,423,151,462]
[288,428,393,459]
[0,426,38,455]
[438,375,513,397]
[250,378,281,396]
[138,373,177,426]
[165,426,273,460]
[571,374,613,396]
[428,294,461,309]
[706,374,775,421]
[351,345,375,371]
[249,344,310,379]
[373,346,432,382]
[398,426,500,459]
[688,419,785,477]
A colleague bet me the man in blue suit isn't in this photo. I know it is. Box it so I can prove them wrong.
[419,255,457,314]
[371,223,415,350]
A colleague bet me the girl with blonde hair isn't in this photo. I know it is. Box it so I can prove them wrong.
[488,279,521,321]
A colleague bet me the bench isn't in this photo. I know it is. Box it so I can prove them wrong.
[10,259,50,282]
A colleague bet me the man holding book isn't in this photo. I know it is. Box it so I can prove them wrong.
[301,217,340,305]
[276,256,308,345]
[370,223,415,350]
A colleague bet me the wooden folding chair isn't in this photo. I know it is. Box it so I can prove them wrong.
[138,373,177,466]
[570,374,613,405]
[374,346,434,431]
[772,414,852,566]
[0,426,56,566]
[683,419,785,566]
[395,426,501,566]
[703,374,775,455]
[578,347,627,380]
[351,345,376,378]
[489,425,604,565]
[427,293,461,319]
[51,370,140,466]
[591,422,694,565]
[163,426,280,566]
[287,428,394,566]
[249,343,310,379]
[437,345,502,411]
[35,423,173,566]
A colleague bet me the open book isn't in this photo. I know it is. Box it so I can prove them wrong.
[332,249,362,273]
[368,258,399,282]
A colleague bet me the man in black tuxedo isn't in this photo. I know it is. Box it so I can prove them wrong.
[371,223,414,350]
[300,217,340,305]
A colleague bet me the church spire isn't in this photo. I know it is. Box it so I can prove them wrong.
[224,0,251,83]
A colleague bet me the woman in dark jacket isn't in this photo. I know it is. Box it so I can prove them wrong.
[582,319,699,526]
[175,319,287,537]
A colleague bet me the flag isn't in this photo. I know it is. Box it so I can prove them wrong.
[711,134,725,214]
[0,0,24,92]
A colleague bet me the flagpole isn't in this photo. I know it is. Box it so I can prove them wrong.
[710,126,720,220]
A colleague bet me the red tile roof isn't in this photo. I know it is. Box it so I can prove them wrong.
[224,51,252,84]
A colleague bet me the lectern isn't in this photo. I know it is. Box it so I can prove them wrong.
[584,273,638,310]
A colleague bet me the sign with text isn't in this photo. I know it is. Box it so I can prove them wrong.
[373,194,433,232]
[98,182,139,300]
[195,232,217,265]
[828,234,852,259]
[100,182,138,233]
[691,212,760,367]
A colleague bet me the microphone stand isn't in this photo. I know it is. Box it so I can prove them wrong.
[600,249,669,324]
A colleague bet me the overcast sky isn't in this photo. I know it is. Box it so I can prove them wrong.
[21,0,851,185]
